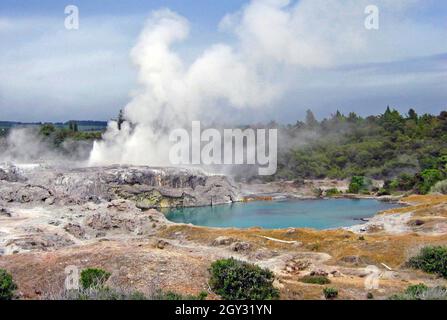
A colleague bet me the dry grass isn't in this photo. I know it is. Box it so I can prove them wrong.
[158,223,447,268]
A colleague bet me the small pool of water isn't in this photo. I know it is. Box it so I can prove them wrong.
[164,199,401,230]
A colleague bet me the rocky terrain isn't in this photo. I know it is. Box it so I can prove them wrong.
[0,163,446,300]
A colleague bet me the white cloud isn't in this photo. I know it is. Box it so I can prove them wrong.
[0,15,140,121]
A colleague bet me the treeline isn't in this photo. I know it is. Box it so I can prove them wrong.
[269,107,447,194]
[39,122,103,146]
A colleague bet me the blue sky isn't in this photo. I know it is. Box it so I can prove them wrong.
[0,0,446,123]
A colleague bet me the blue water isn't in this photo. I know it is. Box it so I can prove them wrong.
[164,199,401,230]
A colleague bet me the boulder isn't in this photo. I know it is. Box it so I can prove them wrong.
[310,269,329,277]
[212,236,235,246]
[230,241,251,252]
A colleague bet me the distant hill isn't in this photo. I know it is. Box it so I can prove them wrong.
[0,120,108,132]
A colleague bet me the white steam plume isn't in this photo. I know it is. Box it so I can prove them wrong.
[89,0,422,167]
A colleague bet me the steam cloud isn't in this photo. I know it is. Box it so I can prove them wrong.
[0,127,92,165]
[88,0,420,167]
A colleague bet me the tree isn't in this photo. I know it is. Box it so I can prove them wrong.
[39,123,56,136]
[68,121,78,132]
[415,169,445,194]
[408,108,418,122]
[305,109,319,128]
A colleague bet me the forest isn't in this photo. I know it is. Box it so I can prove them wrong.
[270,107,447,195]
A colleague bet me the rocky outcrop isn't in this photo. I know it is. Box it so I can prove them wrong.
[0,164,26,182]
[0,165,241,208]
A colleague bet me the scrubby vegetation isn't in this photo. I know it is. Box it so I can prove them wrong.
[39,123,103,146]
[209,258,279,300]
[154,290,208,300]
[0,269,17,300]
[325,188,341,197]
[58,288,207,301]
[323,287,338,299]
[389,283,447,300]
[431,180,447,194]
[299,275,331,285]
[80,268,111,289]
[407,246,447,278]
[270,108,447,195]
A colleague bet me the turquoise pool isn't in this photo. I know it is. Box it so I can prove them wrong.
[164,199,401,230]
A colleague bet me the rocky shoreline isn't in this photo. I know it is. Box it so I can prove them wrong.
[1,163,446,299]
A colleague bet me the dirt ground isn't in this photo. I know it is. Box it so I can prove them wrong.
[1,195,446,300]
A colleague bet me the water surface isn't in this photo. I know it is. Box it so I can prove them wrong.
[164,199,400,229]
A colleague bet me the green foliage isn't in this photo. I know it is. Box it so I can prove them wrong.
[154,290,208,300]
[405,283,429,297]
[325,188,341,197]
[323,287,338,299]
[366,292,374,299]
[415,169,445,194]
[39,123,56,136]
[37,123,102,147]
[299,275,330,285]
[66,287,147,300]
[209,258,279,300]
[407,246,447,278]
[0,269,17,300]
[272,109,447,185]
[389,284,447,300]
[431,179,447,194]
[348,176,368,194]
[80,268,111,289]
[57,287,206,301]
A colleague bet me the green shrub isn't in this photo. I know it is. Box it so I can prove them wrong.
[299,275,330,285]
[325,188,340,197]
[415,169,445,194]
[431,180,447,194]
[80,268,111,289]
[323,287,338,299]
[407,246,447,278]
[209,258,279,300]
[61,287,147,300]
[348,176,371,194]
[366,292,374,299]
[405,283,428,297]
[154,290,208,300]
[0,269,17,300]
[389,283,447,300]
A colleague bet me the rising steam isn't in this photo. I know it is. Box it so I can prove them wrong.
[88,0,418,167]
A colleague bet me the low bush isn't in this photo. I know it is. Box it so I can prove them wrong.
[80,268,111,289]
[325,188,340,197]
[407,246,447,278]
[0,269,17,300]
[64,287,146,300]
[431,180,447,194]
[389,284,447,300]
[299,275,330,285]
[323,287,338,299]
[49,287,207,300]
[154,290,208,300]
[209,258,279,300]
